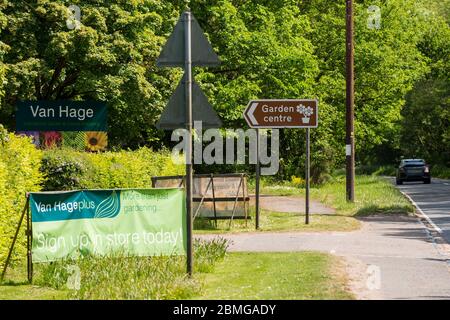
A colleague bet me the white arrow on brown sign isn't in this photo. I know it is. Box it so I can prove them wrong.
[243,99,318,128]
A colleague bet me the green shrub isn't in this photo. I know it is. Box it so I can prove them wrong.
[0,129,43,269]
[40,150,85,190]
[355,165,397,176]
[431,165,450,179]
[40,148,185,191]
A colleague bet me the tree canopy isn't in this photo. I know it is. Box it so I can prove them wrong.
[0,0,448,178]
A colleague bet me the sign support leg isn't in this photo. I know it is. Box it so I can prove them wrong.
[228,177,243,229]
[184,10,194,276]
[210,174,218,228]
[26,199,33,283]
[255,128,260,230]
[305,128,310,225]
[1,195,29,282]
[242,174,248,227]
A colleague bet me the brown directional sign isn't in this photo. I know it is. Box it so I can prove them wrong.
[243,99,318,128]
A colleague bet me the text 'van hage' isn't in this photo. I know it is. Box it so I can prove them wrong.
[29,104,94,121]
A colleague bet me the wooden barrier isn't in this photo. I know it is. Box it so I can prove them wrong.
[152,174,250,224]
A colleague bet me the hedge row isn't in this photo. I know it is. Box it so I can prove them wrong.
[0,129,43,268]
[0,126,184,269]
[40,148,184,191]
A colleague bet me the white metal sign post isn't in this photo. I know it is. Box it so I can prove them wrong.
[156,10,221,275]
[184,12,194,274]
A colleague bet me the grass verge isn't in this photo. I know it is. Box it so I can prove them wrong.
[0,238,228,300]
[194,252,354,300]
[311,175,414,216]
[251,175,414,216]
[1,246,352,300]
[195,175,411,234]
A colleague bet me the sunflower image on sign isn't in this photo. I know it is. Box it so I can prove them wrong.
[85,131,108,152]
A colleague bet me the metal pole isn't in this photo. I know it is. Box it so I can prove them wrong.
[26,200,32,283]
[1,195,29,282]
[242,174,248,227]
[184,10,194,276]
[346,0,355,202]
[211,174,218,228]
[305,128,310,225]
[255,129,260,230]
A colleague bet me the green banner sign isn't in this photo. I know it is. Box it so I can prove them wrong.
[29,188,186,262]
[16,100,107,131]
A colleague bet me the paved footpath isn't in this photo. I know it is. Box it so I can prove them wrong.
[197,215,450,299]
[250,195,334,214]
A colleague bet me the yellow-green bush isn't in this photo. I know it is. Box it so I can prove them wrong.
[290,175,305,187]
[41,148,185,190]
[0,131,184,269]
[0,130,43,269]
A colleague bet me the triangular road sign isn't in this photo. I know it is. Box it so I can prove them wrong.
[156,11,220,67]
[156,74,222,129]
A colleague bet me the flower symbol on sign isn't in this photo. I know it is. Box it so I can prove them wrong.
[304,107,314,117]
[296,104,314,124]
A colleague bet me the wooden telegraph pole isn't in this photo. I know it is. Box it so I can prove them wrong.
[346,0,355,202]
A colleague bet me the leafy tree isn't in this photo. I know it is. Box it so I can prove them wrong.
[298,0,430,166]
[0,0,182,147]
[401,78,450,165]
[0,0,447,178]
[400,2,450,166]
[0,5,6,101]
[187,1,323,179]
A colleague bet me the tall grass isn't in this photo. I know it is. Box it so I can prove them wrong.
[34,238,228,300]
[194,237,228,273]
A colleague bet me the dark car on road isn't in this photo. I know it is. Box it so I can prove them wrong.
[396,159,431,185]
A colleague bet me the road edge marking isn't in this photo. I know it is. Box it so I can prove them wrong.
[400,191,443,234]
[400,190,450,265]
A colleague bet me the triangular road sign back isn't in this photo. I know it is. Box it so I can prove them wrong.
[156,74,222,129]
[157,11,220,67]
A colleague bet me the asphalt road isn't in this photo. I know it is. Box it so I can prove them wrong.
[396,178,450,244]
[196,179,450,299]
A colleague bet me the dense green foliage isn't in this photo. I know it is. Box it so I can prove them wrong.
[399,2,450,167]
[41,147,184,190]
[0,0,178,147]
[0,125,184,269]
[0,0,448,176]
[0,128,43,268]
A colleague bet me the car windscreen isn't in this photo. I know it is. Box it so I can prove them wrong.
[403,161,425,167]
